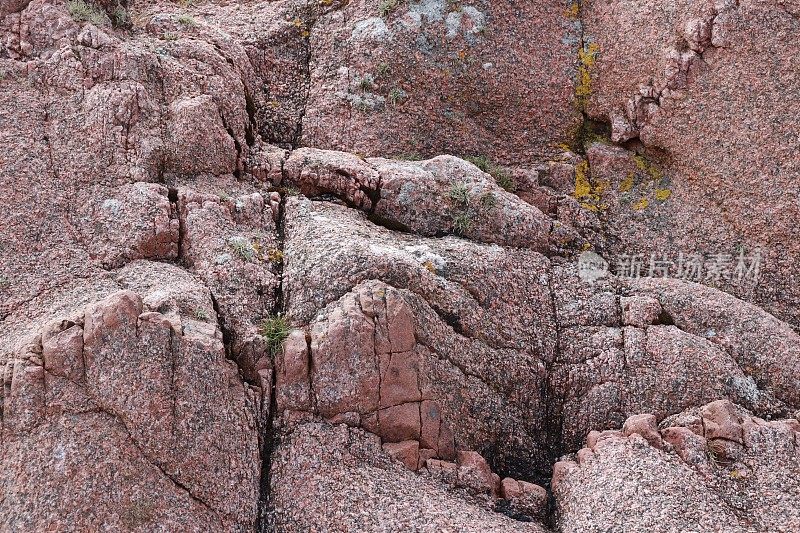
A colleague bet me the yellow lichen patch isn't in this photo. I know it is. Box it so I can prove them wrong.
[422,260,436,273]
[619,172,635,193]
[565,2,580,19]
[578,42,600,68]
[594,179,610,194]
[574,160,609,213]
[633,154,664,181]
[655,188,672,201]
[575,42,600,109]
[633,197,649,210]
[581,242,593,251]
[555,142,572,152]
[574,160,592,198]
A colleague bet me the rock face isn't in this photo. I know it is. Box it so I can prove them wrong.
[1,0,799,532]
[1,263,261,531]
[301,0,582,163]
[553,401,800,532]
[581,0,800,326]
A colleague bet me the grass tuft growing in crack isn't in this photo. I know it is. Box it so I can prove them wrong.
[261,314,290,358]
[379,0,400,18]
[451,211,472,236]
[449,182,470,206]
[177,14,196,26]
[68,0,107,25]
[228,236,255,261]
[463,155,517,192]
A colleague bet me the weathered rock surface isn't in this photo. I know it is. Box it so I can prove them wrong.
[581,0,800,326]
[268,422,548,532]
[302,0,582,163]
[1,0,799,531]
[553,401,800,532]
[1,262,261,531]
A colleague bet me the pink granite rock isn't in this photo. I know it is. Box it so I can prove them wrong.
[554,401,800,533]
[301,0,581,164]
[2,0,799,530]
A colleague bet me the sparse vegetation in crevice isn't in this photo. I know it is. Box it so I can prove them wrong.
[111,5,129,27]
[480,191,497,210]
[463,155,518,192]
[387,87,407,106]
[378,0,401,18]
[451,210,473,235]
[393,152,424,161]
[67,0,108,25]
[448,181,471,206]
[228,236,256,261]
[358,74,375,92]
[177,14,196,26]
[260,314,290,358]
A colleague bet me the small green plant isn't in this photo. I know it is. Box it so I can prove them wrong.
[448,182,470,206]
[261,314,290,357]
[194,308,209,321]
[480,191,497,210]
[228,236,255,261]
[464,154,516,192]
[177,14,196,26]
[387,87,406,106]
[378,0,400,18]
[0,276,9,288]
[358,74,375,91]
[464,154,490,173]
[376,63,391,77]
[68,0,107,25]
[394,152,424,161]
[111,5,128,26]
[492,167,517,192]
[162,32,179,41]
[452,211,472,236]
